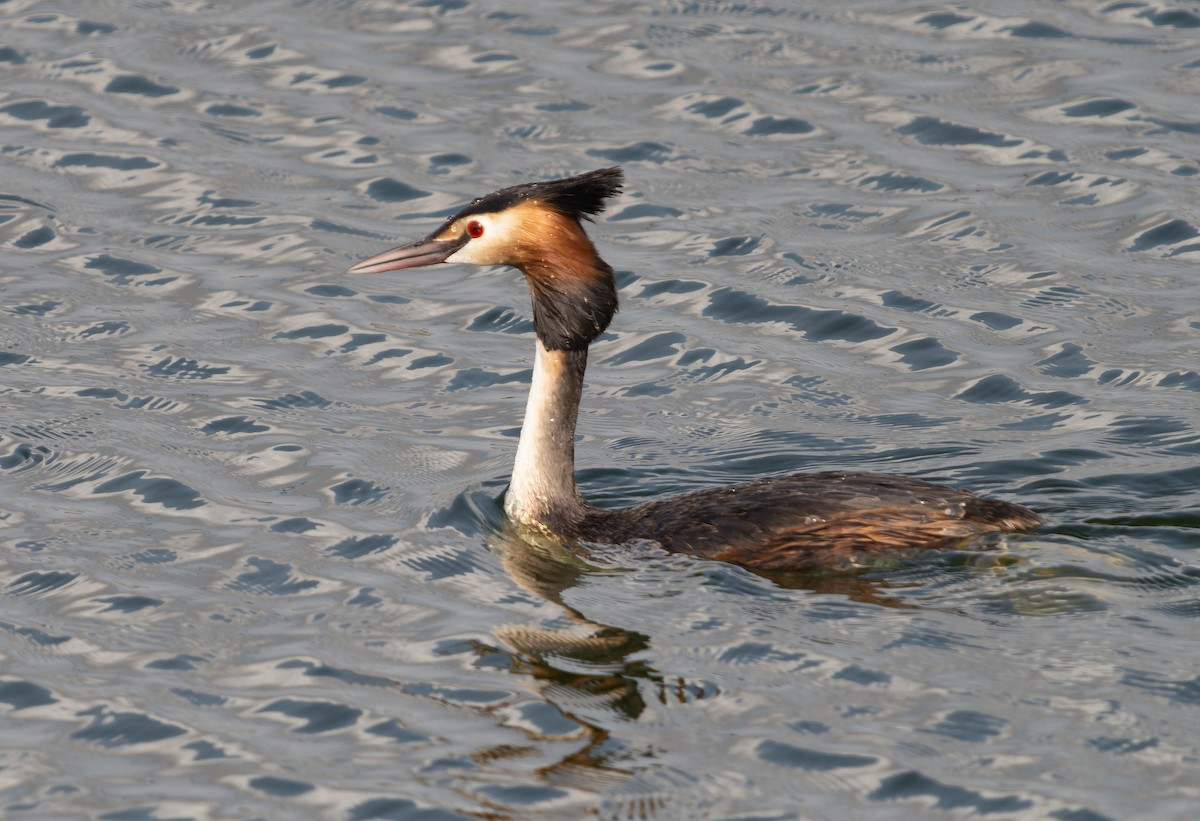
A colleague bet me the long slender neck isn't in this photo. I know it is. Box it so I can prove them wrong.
[505,338,590,533]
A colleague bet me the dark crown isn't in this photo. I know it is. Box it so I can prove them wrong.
[457,166,623,222]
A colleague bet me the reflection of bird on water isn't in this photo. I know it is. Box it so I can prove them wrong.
[350,167,1041,571]
[466,527,703,800]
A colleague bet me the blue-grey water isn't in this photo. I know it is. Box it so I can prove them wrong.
[2,1,1199,818]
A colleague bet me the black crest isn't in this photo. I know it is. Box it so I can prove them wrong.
[457,166,623,222]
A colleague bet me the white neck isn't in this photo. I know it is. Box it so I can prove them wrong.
[504,339,589,532]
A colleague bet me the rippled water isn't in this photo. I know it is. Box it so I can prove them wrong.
[2,1,1199,818]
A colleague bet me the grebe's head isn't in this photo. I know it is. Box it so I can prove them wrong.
[349,167,623,351]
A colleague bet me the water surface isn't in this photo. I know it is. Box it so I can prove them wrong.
[2,1,1199,818]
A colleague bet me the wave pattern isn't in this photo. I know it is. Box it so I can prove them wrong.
[1,0,1198,817]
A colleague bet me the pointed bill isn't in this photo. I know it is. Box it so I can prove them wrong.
[347,235,467,274]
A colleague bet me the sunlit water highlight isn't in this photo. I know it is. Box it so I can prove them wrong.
[2,1,1199,818]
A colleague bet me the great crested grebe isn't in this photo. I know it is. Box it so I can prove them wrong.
[349,167,1041,571]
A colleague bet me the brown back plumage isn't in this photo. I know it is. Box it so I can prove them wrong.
[581,471,1042,571]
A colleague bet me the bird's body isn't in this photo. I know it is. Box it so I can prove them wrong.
[349,167,1041,571]
[575,470,1035,572]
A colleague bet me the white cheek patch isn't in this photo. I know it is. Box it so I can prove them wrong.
[442,210,524,265]
[444,244,479,264]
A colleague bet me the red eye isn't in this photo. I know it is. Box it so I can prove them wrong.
[466,220,484,238]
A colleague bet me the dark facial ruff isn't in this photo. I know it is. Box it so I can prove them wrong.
[525,256,619,352]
